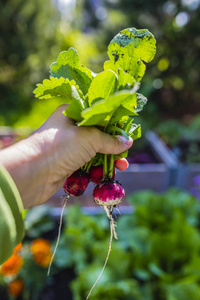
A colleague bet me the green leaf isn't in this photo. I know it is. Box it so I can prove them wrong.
[109,125,130,140]
[129,123,141,140]
[79,90,135,127]
[63,86,85,122]
[50,48,94,95]
[87,69,118,106]
[104,28,156,81]
[118,68,136,90]
[135,93,148,113]
[33,77,77,101]
[116,149,128,159]
[108,93,138,126]
[166,283,200,300]
[148,263,165,277]
[104,66,136,90]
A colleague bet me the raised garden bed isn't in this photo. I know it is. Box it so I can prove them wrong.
[155,117,200,191]
[168,137,200,190]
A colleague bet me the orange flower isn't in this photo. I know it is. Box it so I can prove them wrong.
[8,278,24,297]
[13,243,22,254]
[30,238,52,268]
[0,254,23,276]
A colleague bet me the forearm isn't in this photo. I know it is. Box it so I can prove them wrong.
[0,133,49,208]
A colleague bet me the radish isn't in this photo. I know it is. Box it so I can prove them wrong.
[114,157,129,171]
[63,169,90,196]
[89,165,116,184]
[93,180,125,206]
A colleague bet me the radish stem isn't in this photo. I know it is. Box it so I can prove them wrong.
[108,129,115,179]
[108,154,114,179]
[84,158,94,172]
[103,154,108,179]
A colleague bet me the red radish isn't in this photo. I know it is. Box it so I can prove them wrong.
[93,180,125,206]
[89,165,116,184]
[63,169,90,196]
[114,157,129,171]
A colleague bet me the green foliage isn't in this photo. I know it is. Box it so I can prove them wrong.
[13,97,67,128]
[156,120,185,147]
[79,90,137,127]
[87,70,118,105]
[155,116,200,163]
[0,0,60,125]
[54,189,200,299]
[50,48,94,96]
[24,205,55,239]
[33,77,79,100]
[105,28,156,82]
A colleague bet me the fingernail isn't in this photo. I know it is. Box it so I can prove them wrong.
[116,135,133,146]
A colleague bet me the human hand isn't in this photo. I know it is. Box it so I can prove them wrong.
[0,105,133,208]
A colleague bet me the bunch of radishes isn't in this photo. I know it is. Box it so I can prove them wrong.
[34,27,156,297]
[63,158,124,206]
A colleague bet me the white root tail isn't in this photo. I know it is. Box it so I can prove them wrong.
[86,205,118,300]
[47,194,70,276]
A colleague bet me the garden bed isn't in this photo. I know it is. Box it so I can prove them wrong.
[170,138,200,190]
[153,130,200,191]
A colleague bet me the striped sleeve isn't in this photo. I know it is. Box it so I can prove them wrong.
[0,167,24,264]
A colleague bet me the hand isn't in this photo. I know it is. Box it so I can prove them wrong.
[0,105,133,208]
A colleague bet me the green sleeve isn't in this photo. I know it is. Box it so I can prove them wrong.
[0,167,25,265]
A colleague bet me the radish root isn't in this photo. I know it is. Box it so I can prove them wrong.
[86,205,118,300]
[47,194,70,276]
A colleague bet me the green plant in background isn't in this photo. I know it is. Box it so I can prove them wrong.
[156,120,186,147]
[54,188,200,300]
[155,115,200,163]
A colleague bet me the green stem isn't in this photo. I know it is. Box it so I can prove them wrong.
[103,154,108,179]
[103,125,116,179]
[83,158,94,172]
[86,159,93,172]
[108,128,115,179]
[109,154,114,178]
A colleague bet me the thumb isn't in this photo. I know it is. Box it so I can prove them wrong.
[96,132,133,155]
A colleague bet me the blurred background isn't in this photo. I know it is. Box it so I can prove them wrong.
[1,0,200,299]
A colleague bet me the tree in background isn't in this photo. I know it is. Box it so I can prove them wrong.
[0,0,60,125]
